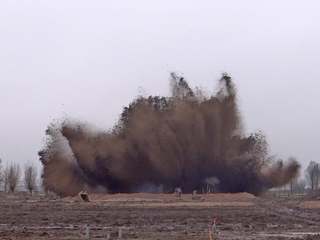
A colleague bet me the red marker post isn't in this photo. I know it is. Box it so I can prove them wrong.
[209,217,218,240]
[212,217,217,230]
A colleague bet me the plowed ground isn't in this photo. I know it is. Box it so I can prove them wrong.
[1,193,320,240]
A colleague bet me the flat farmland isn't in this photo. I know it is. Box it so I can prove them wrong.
[1,193,320,240]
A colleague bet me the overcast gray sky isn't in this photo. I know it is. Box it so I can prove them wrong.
[0,1,319,172]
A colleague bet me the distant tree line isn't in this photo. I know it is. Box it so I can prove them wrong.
[305,161,320,191]
[277,159,320,194]
[0,157,318,195]
[0,158,38,195]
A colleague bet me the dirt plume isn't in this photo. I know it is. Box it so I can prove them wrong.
[39,73,300,197]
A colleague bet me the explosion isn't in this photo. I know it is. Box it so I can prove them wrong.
[39,73,300,197]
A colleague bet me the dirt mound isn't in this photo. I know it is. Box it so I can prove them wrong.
[61,192,257,202]
[203,192,257,200]
[302,190,320,201]
[0,192,29,200]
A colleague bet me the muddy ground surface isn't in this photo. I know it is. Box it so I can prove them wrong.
[1,193,320,240]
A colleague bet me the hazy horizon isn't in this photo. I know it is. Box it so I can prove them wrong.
[1,1,320,174]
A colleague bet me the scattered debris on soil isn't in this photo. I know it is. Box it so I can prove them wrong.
[1,192,320,240]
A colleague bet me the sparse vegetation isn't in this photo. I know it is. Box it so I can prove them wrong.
[0,158,3,186]
[305,161,319,190]
[24,162,37,195]
[3,162,21,193]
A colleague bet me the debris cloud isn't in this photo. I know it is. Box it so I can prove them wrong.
[39,73,300,197]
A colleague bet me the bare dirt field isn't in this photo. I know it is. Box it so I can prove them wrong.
[1,192,320,240]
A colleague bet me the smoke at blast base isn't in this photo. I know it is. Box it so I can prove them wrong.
[39,73,300,197]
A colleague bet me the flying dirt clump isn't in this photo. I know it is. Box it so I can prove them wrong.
[39,73,300,197]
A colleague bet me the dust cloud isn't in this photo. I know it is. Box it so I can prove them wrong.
[39,73,300,197]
